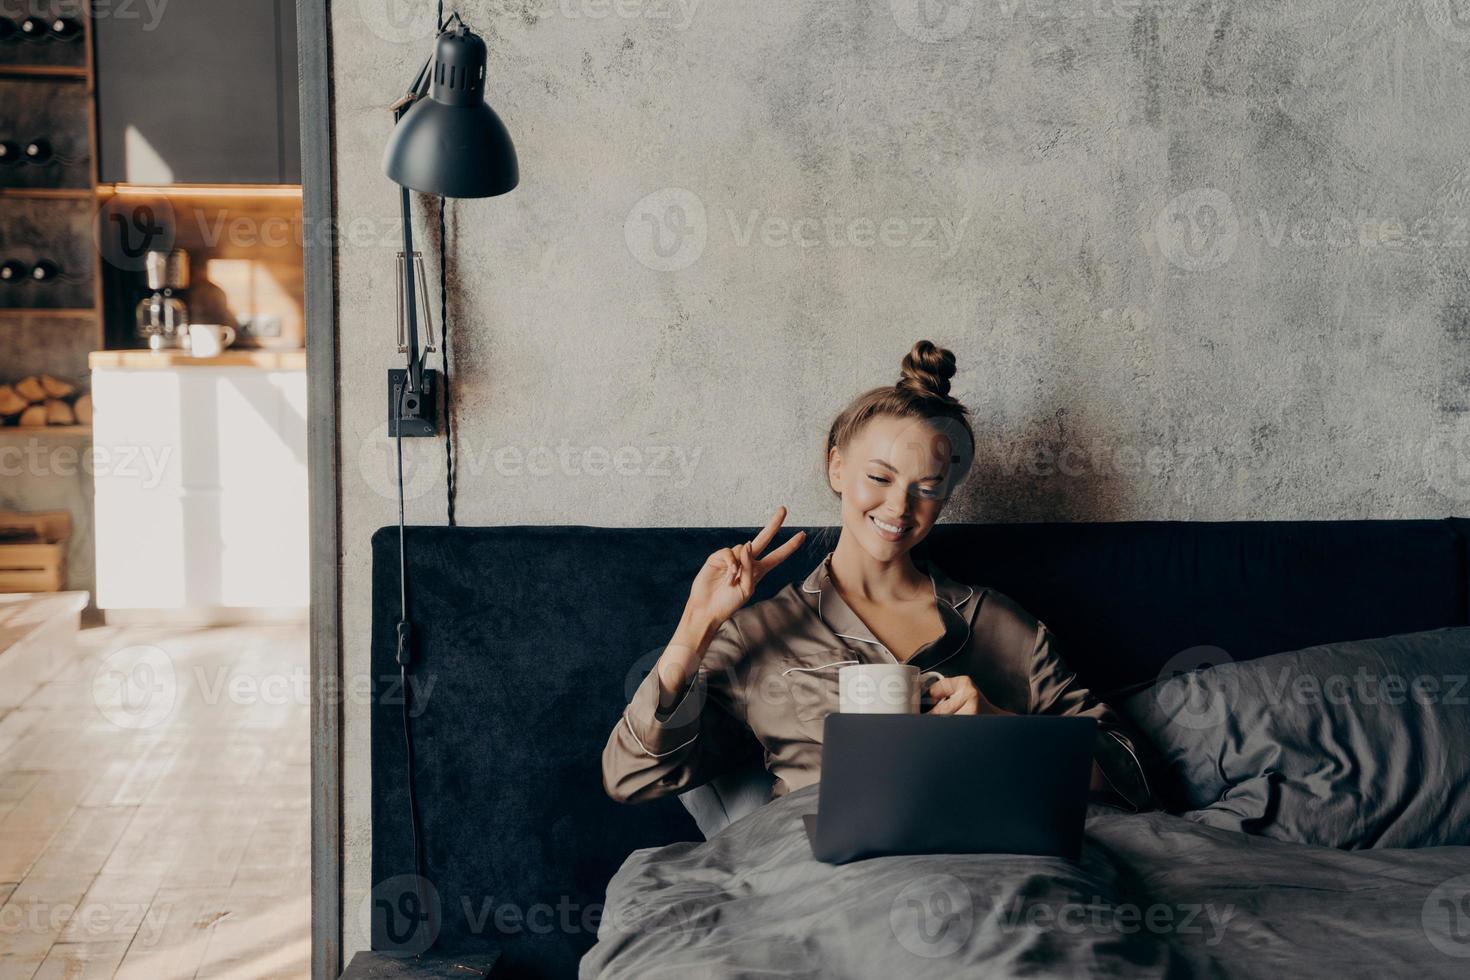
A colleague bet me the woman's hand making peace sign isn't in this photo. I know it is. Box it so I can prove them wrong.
[656,508,807,707]
[687,507,808,628]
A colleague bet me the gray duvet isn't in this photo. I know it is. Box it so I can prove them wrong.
[580,784,1470,978]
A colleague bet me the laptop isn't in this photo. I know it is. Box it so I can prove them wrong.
[802,713,1097,864]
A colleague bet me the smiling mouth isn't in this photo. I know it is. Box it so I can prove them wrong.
[869,515,910,540]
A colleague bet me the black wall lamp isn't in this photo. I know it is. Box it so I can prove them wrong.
[378,11,519,968]
[382,14,518,437]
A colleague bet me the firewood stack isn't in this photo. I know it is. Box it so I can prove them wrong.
[0,375,92,428]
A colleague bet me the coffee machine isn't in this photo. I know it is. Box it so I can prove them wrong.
[135,249,191,350]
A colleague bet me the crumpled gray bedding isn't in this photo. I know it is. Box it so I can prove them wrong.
[580,784,1470,979]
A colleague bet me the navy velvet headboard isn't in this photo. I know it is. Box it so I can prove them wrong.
[370,520,1470,977]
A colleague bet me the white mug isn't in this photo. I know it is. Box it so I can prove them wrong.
[838,663,944,715]
[189,323,236,357]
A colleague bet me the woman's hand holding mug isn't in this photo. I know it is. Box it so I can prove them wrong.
[923,674,1012,716]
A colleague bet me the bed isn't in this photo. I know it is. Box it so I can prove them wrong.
[370,520,1470,978]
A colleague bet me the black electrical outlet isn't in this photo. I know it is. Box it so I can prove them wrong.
[388,368,440,437]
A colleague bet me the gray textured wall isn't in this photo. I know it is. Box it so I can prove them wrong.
[330,0,1470,956]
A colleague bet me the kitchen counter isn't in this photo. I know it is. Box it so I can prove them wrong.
[89,349,306,370]
[90,348,308,615]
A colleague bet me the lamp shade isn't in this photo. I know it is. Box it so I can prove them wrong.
[383,26,519,199]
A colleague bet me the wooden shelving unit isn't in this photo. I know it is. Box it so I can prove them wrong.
[1,5,105,403]
[0,307,97,317]
[3,425,90,435]
[0,64,87,79]
[0,186,93,200]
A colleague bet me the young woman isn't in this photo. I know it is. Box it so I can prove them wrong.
[602,340,1154,811]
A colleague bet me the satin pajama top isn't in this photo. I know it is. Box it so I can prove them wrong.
[602,553,1155,811]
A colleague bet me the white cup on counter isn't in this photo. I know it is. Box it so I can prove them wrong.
[188,323,237,357]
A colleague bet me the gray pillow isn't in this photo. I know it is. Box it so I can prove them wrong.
[1123,627,1470,849]
[678,760,776,839]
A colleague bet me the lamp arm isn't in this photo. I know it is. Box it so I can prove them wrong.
[389,53,435,119]
[389,46,435,398]
[398,184,423,394]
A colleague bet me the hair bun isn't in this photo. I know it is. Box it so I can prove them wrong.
[897,340,957,400]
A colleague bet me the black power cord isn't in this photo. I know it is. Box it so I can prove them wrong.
[394,412,427,948]
[392,3,451,958]
[391,0,441,928]
[440,196,455,526]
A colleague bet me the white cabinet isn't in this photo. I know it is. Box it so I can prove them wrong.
[91,365,308,613]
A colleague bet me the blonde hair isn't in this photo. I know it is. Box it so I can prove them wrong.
[824,340,974,497]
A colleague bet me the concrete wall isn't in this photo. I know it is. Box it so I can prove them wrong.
[329,0,1470,956]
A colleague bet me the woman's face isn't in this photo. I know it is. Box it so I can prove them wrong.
[827,414,958,563]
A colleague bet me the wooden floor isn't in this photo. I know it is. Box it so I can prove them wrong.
[0,623,310,980]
